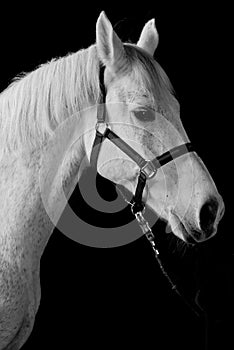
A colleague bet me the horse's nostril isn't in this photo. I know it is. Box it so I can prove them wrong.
[199,197,219,236]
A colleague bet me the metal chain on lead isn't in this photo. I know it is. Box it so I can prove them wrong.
[134,211,178,291]
[116,186,177,290]
[134,210,201,317]
[116,186,201,317]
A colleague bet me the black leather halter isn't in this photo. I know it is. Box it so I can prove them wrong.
[90,66,193,213]
[89,67,204,319]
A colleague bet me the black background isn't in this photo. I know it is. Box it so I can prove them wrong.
[0,3,232,350]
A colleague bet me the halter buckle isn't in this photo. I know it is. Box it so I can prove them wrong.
[141,161,157,179]
[95,122,109,135]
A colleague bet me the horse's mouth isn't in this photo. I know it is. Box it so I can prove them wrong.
[178,220,198,245]
[168,212,199,245]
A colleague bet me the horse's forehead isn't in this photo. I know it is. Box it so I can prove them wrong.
[107,77,153,105]
[107,76,180,115]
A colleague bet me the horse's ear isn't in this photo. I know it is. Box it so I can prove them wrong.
[96,11,127,74]
[137,19,159,56]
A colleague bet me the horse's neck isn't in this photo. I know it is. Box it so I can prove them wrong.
[0,105,97,249]
[38,105,97,222]
[79,105,98,164]
[0,150,44,256]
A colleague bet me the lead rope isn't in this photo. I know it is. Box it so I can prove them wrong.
[116,183,202,318]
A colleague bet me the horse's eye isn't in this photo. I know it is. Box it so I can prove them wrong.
[133,109,155,122]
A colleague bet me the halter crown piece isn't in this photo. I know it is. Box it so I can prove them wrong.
[90,65,201,317]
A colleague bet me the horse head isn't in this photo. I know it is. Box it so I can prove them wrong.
[83,12,224,243]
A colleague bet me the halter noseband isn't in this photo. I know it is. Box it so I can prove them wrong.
[90,66,193,214]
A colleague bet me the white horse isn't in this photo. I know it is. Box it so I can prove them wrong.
[0,11,224,349]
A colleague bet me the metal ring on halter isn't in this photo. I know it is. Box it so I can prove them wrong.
[130,201,146,215]
[95,122,109,135]
[140,160,157,179]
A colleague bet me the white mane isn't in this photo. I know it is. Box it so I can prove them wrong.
[0,42,174,155]
[0,45,101,153]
